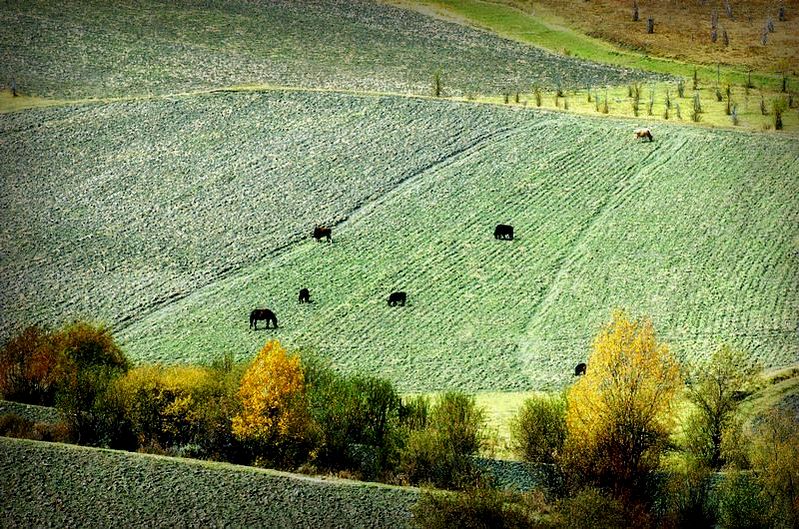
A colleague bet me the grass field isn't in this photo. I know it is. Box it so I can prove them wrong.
[507,0,799,74]
[3,91,796,392]
[0,90,536,340]
[105,93,796,392]
[0,0,663,103]
[0,436,418,527]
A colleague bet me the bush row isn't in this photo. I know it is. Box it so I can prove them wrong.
[0,325,488,489]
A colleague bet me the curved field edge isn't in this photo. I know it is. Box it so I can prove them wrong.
[117,96,799,392]
[0,0,664,103]
[392,0,785,90]
[0,436,418,528]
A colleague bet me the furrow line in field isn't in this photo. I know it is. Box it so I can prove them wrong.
[518,135,690,346]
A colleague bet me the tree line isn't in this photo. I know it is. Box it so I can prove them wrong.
[1,312,797,528]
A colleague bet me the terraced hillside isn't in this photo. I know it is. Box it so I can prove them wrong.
[3,90,796,392]
[0,437,417,527]
[0,0,664,100]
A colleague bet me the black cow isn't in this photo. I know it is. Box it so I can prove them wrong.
[250,308,278,329]
[387,291,407,306]
[494,224,514,240]
[298,288,311,303]
[574,362,587,376]
[313,226,332,242]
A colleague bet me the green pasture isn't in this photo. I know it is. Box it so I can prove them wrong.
[3,91,796,393]
[0,90,533,340]
[97,93,796,392]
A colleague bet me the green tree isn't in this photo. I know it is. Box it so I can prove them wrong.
[684,345,758,469]
[510,393,566,464]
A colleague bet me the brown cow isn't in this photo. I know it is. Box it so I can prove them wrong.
[634,128,653,142]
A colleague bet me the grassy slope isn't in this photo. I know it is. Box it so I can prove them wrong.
[0,0,661,103]
[395,0,786,89]
[0,91,539,340]
[504,0,799,74]
[0,436,417,528]
[104,93,798,392]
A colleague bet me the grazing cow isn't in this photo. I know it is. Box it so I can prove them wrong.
[298,288,311,303]
[574,362,587,376]
[634,128,653,142]
[249,308,278,329]
[313,226,332,242]
[387,291,407,306]
[494,224,514,240]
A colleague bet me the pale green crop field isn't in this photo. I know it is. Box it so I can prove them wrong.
[0,0,664,103]
[3,90,797,392]
[0,437,417,527]
[111,96,798,392]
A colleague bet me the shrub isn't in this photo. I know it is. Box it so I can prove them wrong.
[749,410,799,527]
[432,71,442,97]
[655,465,716,529]
[0,413,35,439]
[400,392,487,489]
[346,375,403,478]
[510,394,566,465]
[117,363,241,458]
[730,104,739,125]
[773,99,787,130]
[57,363,136,449]
[553,487,637,529]
[412,487,537,529]
[0,326,69,405]
[304,356,403,478]
[677,79,685,98]
[717,471,770,529]
[725,85,732,114]
[59,321,129,373]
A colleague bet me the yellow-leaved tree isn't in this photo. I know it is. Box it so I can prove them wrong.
[564,310,682,500]
[232,340,314,467]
